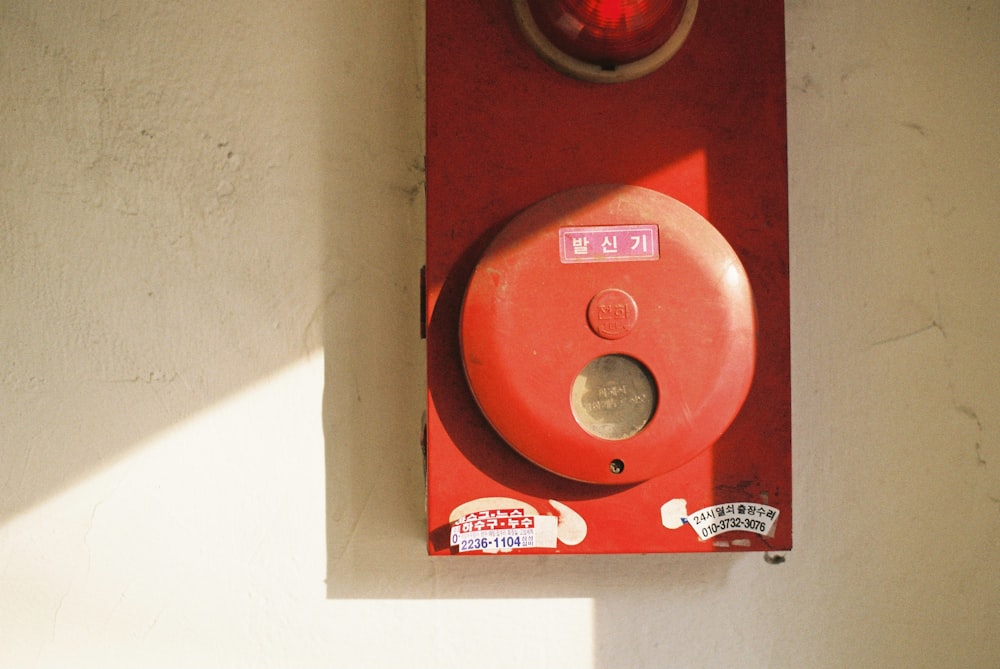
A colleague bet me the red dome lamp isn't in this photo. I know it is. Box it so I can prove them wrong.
[514,0,698,82]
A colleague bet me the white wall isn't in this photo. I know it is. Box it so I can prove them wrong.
[1,1,997,667]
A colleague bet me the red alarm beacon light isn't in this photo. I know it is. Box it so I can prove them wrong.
[514,0,698,82]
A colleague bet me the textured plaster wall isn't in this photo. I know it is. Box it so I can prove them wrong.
[1,1,998,668]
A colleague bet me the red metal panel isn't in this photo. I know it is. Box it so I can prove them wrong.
[425,1,790,555]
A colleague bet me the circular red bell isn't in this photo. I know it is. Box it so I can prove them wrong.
[460,184,755,484]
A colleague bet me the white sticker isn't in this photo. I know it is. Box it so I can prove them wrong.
[450,509,559,553]
[685,502,779,540]
[660,498,689,529]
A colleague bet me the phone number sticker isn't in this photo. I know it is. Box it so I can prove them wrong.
[450,508,558,553]
[686,503,779,540]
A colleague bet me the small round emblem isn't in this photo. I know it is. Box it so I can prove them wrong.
[587,288,638,340]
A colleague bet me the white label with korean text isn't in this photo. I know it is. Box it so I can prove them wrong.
[686,503,780,540]
[559,225,659,263]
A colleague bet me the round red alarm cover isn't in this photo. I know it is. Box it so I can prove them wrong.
[460,184,755,484]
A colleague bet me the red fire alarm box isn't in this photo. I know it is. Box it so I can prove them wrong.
[424,1,791,555]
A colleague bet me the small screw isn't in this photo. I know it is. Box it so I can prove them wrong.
[609,459,625,474]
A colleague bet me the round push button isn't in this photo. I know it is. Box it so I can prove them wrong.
[587,289,638,340]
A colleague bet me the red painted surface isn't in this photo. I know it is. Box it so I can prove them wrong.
[425,1,790,555]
